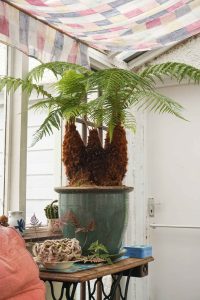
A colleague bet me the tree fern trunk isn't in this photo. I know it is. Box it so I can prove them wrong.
[86,129,106,185]
[104,124,128,186]
[62,122,91,186]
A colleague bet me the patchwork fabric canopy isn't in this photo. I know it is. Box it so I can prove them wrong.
[1,0,200,62]
[0,1,89,64]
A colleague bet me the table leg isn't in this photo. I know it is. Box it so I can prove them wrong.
[97,280,102,300]
[110,274,123,300]
[64,282,78,299]
[112,288,120,300]
[80,282,86,300]
[46,281,78,300]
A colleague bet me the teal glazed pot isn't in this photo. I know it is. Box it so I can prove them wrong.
[55,186,133,255]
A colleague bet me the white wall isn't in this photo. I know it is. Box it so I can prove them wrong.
[148,34,200,68]
[139,36,200,299]
[146,83,200,300]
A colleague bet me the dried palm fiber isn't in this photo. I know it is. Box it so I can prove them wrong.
[62,122,90,186]
[104,124,128,186]
[86,129,107,185]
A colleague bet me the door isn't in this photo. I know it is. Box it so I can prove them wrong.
[146,84,200,300]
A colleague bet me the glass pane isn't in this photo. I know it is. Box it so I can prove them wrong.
[29,56,58,84]
[0,43,7,214]
[26,58,61,225]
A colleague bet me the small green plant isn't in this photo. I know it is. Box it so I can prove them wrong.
[44,200,59,219]
[87,240,113,264]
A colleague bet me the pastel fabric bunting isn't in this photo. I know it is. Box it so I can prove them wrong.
[0,1,89,66]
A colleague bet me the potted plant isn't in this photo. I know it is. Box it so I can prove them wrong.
[44,200,60,232]
[1,61,200,254]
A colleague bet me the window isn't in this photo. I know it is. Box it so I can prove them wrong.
[26,57,62,224]
[0,44,7,214]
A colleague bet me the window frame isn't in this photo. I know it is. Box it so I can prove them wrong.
[0,43,8,214]
[4,47,28,215]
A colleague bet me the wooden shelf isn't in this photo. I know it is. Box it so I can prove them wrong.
[23,227,63,242]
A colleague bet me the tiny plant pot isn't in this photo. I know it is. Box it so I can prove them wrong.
[44,200,60,232]
[47,218,61,233]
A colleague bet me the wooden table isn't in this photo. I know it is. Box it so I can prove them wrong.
[40,257,154,300]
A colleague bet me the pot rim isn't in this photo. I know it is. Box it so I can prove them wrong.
[54,186,133,193]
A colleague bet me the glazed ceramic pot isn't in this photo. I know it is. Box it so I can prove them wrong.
[55,186,133,255]
[8,211,25,235]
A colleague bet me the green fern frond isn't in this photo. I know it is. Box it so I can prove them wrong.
[0,76,54,100]
[88,68,151,94]
[29,98,56,111]
[0,76,24,93]
[54,69,87,98]
[132,90,186,120]
[62,103,88,121]
[123,111,136,133]
[27,61,92,82]
[31,109,62,146]
[140,62,200,84]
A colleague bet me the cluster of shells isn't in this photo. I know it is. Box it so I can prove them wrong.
[33,238,81,262]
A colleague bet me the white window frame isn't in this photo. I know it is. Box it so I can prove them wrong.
[0,44,7,214]
[4,47,28,214]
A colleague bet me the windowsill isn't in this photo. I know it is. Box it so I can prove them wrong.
[24,226,63,242]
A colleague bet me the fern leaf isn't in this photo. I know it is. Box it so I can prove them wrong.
[0,76,23,93]
[140,62,200,84]
[27,61,91,82]
[31,109,61,146]
[132,90,186,120]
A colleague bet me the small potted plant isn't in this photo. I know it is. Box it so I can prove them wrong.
[44,200,60,233]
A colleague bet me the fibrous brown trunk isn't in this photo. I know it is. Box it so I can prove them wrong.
[104,124,128,186]
[62,122,91,186]
[62,123,128,186]
[86,129,107,185]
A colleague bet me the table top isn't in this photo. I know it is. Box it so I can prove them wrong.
[39,257,154,283]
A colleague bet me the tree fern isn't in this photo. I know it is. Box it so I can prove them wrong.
[1,60,200,186]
